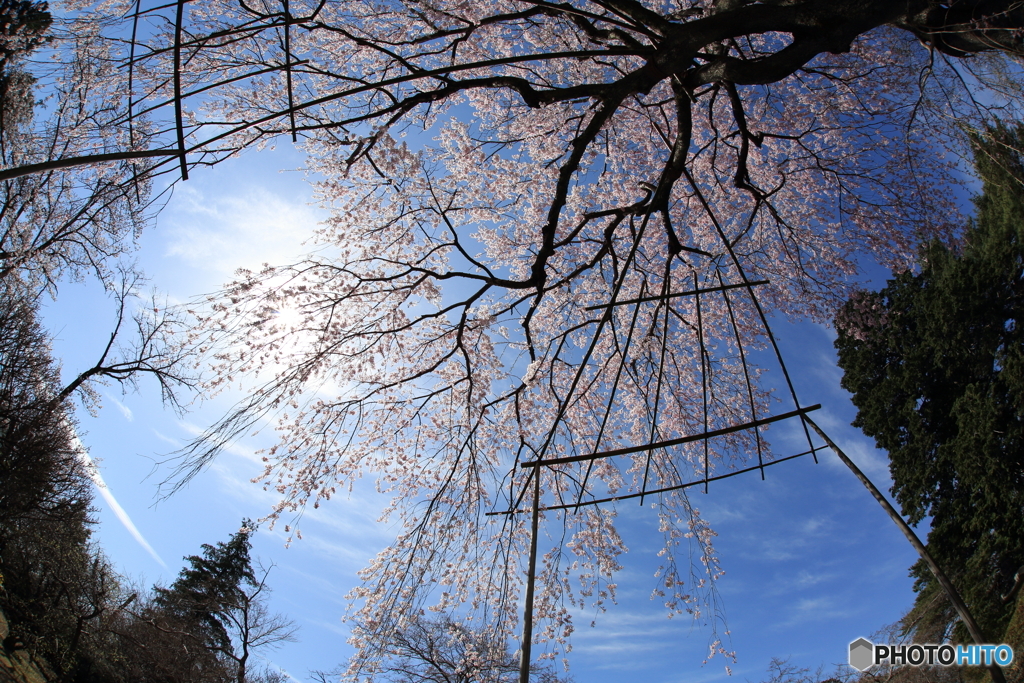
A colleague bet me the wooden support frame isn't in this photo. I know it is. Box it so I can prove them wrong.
[584,279,769,310]
[489,445,826,517]
[283,0,297,142]
[0,150,182,182]
[520,404,820,469]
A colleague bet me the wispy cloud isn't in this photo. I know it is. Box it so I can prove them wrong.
[152,429,181,447]
[163,184,322,282]
[814,412,891,482]
[105,392,134,422]
[252,654,304,683]
[76,441,167,568]
[779,595,854,627]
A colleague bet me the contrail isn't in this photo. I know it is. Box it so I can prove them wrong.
[76,440,168,569]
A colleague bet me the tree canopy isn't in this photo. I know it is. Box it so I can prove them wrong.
[109,0,1024,671]
[0,277,87,540]
[835,121,1024,643]
[0,0,50,134]
[8,0,1024,674]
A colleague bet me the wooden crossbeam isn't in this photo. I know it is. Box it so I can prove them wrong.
[584,279,769,310]
[520,404,820,469]
[490,445,827,516]
[283,0,297,142]
[0,150,181,182]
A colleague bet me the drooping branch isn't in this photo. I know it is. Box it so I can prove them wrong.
[44,0,1017,675]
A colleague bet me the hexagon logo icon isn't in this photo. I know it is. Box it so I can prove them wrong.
[849,637,874,671]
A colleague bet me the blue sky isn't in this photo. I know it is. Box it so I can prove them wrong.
[41,142,926,683]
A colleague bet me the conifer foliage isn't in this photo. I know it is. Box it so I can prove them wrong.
[153,522,297,683]
[835,122,1024,643]
[155,523,259,657]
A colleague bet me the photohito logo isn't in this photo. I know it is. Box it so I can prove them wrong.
[848,638,1015,672]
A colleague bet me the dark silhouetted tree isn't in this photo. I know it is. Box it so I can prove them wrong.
[0,277,87,540]
[835,121,1024,643]
[154,523,297,683]
[0,0,50,129]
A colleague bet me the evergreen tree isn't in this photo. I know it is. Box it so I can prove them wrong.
[153,523,296,683]
[835,122,1024,642]
[154,522,258,658]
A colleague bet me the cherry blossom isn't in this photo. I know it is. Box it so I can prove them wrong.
[19,0,1024,676]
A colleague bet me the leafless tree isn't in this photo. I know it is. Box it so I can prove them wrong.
[56,268,200,414]
[217,563,299,683]
[317,616,570,683]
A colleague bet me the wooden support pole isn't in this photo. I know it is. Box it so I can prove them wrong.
[488,446,824,517]
[804,416,1006,683]
[520,404,820,469]
[283,0,297,142]
[519,470,541,683]
[0,150,180,182]
[584,279,769,310]
[173,0,189,181]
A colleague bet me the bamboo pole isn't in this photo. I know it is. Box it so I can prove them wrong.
[804,416,1006,683]
[518,470,542,683]
[489,446,824,517]
[173,0,189,181]
[520,405,820,469]
[0,150,180,182]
